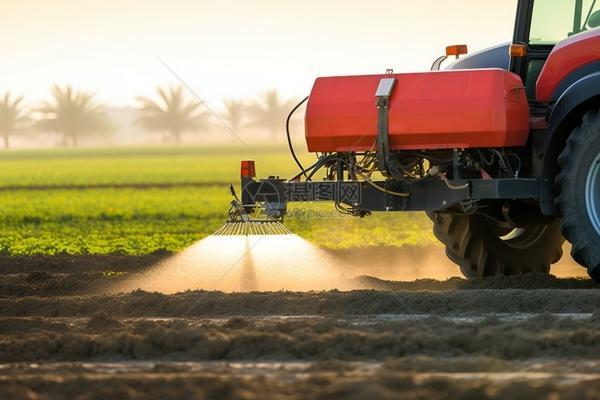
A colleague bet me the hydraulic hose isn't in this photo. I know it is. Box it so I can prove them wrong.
[286,96,309,180]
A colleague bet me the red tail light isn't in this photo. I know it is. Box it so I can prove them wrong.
[241,160,256,178]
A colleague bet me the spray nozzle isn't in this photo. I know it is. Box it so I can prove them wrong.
[219,184,290,236]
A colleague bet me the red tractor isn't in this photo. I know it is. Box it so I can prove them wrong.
[231,0,600,281]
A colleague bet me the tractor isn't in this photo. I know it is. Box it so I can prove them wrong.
[229,0,600,281]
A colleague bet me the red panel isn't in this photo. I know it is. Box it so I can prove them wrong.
[536,29,600,103]
[305,69,529,152]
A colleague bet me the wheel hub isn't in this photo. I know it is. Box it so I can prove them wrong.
[488,220,549,250]
[498,226,548,250]
[585,153,600,237]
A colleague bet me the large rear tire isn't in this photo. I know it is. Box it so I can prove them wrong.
[429,212,564,279]
[556,107,600,281]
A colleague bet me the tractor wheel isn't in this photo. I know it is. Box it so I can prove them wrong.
[556,107,600,282]
[429,212,564,279]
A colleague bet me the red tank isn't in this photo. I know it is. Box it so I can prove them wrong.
[305,68,530,152]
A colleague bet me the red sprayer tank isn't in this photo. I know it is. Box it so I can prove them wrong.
[305,68,530,152]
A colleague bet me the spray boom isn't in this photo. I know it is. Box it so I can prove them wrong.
[214,162,291,236]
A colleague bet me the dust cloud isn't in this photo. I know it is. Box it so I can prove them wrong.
[326,246,462,282]
[110,234,362,293]
[110,236,588,294]
[326,243,588,281]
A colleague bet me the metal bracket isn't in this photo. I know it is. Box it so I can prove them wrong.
[453,149,461,181]
[375,77,399,177]
[228,185,251,222]
[430,55,447,71]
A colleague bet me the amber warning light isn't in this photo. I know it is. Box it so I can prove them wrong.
[445,44,468,58]
[510,44,528,58]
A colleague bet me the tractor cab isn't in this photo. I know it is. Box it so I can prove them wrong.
[231,0,600,282]
[512,0,600,102]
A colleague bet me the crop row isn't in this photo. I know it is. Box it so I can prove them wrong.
[0,187,433,255]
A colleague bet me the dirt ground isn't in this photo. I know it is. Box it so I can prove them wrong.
[1,251,600,399]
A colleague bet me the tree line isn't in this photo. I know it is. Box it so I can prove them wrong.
[0,86,299,149]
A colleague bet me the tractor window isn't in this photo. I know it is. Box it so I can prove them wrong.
[584,0,600,29]
[529,0,600,45]
[529,0,576,44]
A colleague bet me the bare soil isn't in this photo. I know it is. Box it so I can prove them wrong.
[1,253,600,399]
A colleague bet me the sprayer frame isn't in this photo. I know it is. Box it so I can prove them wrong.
[240,175,542,216]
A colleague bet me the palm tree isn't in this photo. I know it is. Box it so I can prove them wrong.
[37,86,111,147]
[222,99,246,134]
[0,93,29,149]
[247,90,296,139]
[136,86,210,144]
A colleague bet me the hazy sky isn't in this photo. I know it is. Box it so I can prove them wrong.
[1,0,518,107]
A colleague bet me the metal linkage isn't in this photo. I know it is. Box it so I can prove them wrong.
[375,76,401,177]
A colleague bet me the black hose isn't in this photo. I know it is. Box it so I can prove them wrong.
[289,153,335,182]
[289,156,325,181]
[286,96,309,179]
[306,155,333,181]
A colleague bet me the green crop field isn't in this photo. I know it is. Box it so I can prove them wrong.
[0,146,434,255]
[0,146,305,187]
